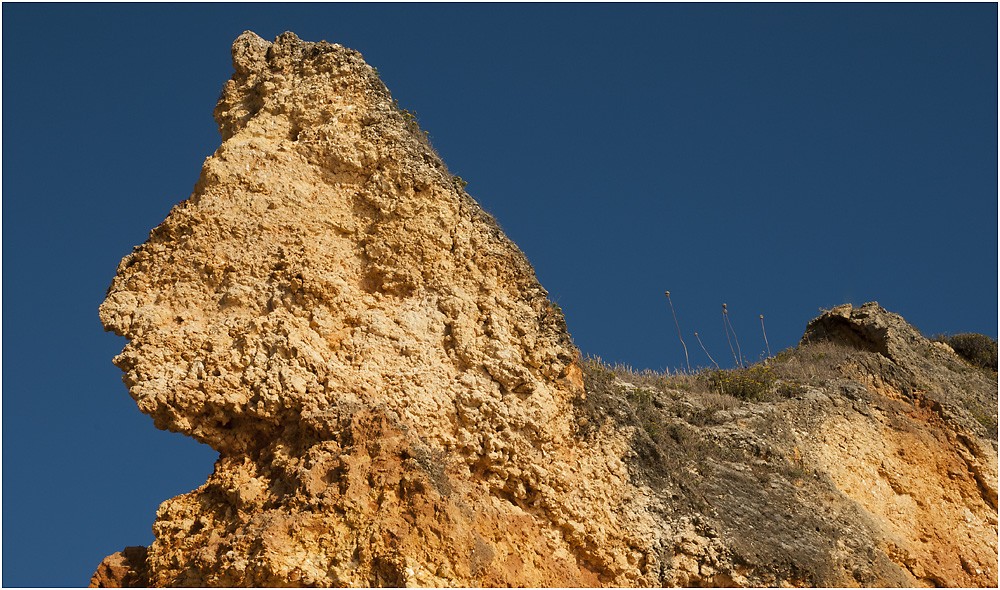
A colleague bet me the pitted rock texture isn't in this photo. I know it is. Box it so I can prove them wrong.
[94,32,998,588]
[97,31,657,587]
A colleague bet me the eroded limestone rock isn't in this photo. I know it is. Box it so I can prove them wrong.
[94,32,998,588]
[96,31,659,587]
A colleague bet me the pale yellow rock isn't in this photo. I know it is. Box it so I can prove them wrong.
[97,31,661,587]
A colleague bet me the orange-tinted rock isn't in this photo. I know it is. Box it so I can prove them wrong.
[89,546,148,588]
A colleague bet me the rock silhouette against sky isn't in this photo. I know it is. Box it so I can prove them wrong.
[91,32,998,588]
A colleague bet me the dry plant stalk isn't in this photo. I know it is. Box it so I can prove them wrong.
[760,314,771,357]
[722,304,741,368]
[695,331,720,369]
[726,304,744,367]
[665,291,690,372]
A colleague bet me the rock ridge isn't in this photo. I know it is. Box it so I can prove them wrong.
[93,32,998,587]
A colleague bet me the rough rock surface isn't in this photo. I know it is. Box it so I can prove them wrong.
[93,32,998,587]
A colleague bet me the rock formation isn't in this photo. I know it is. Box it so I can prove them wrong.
[94,31,998,587]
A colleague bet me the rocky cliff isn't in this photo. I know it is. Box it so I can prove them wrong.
[93,31,998,587]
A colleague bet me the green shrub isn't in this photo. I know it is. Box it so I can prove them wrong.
[707,365,776,400]
[936,333,998,373]
[770,347,796,363]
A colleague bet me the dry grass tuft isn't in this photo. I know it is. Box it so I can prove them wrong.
[766,341,851,387]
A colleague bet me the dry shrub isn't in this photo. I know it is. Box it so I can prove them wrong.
[699,390,741,411]
[768,341,852,386]
[707,365,776,401]
[934,333,998,374]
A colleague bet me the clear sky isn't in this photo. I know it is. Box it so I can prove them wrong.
[3,3,996,586]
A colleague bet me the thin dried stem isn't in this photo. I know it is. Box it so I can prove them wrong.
[723,304,738,367]
[665,291,690,372]
[695,332,719,369]
[760,314,771,357]
[726,307,744,367]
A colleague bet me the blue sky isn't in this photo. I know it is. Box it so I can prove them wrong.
[3,3,996,586]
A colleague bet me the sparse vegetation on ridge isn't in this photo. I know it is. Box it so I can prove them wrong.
[392,98,428,136]
[574,353,822,509]
[707,364,776,401]
[933,332,998,375]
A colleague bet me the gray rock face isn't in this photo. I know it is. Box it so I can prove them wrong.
[804,302,998,450]
[578,302,997,587]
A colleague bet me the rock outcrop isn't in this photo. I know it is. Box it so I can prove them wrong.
[94,32,998,587]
